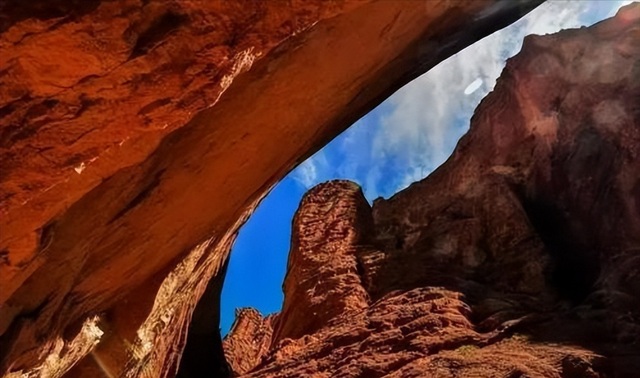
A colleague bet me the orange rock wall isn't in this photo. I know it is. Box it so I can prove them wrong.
[0,1,545,377]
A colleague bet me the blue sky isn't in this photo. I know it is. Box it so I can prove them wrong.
[220,0,633,335]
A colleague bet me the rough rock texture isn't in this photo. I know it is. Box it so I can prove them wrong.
[63,225,240,378]
[223,309,275,376]
[0,1,545,377]
[225,5,640,378]
[271,181,374,343]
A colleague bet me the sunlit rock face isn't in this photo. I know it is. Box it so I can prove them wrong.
[271,181,373,343]
[0,0,546,377]
[224,5,640,377]
[222,309,275,376]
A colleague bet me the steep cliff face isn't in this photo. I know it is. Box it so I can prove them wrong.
[224,5,640,377]
[271,181,373,343]
[0,1,547,377]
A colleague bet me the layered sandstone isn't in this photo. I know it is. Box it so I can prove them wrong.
[0,1,545,377]
[225,5,640,377]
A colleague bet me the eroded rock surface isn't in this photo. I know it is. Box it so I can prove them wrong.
[223,309,274,376]
[225,5,640,377]
[271,181,373,343]
[0,1,546,377]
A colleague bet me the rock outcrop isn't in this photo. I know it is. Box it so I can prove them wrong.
[224,5,640,377]
[222,309,274,376]
[0,1,546,377]
[271,181,373,343]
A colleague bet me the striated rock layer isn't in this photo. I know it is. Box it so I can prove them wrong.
[224,5,640,378]
[0,1,546,377]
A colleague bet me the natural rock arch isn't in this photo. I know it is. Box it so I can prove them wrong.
[0,1,546,377]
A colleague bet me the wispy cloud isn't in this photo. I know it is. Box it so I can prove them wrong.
[293,159,318,189]
[292,0,632,200]
[292,150,329,189]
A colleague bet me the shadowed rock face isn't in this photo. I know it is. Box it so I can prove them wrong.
[0,0,546,377]
[224,5,640,377]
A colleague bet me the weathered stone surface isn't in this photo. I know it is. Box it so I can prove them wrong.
[243,285,608,378]
[0,0,364,323]
[228,5,640,378]
[0,1,546,377]
[271,181,374,344]
[223,309,275,376]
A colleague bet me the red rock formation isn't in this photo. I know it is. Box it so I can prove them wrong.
[271,181,374,343]
[226,5,640,378]
[223,309,274,376]
[0,1,546,376]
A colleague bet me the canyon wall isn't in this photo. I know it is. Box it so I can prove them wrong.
[0,1,546,377]
[224,4,640,377]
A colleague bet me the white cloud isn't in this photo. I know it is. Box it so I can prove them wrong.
[292,0,632,199]
[363,0,628,198]
[292,150,331,189]
[293,159,317,189]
